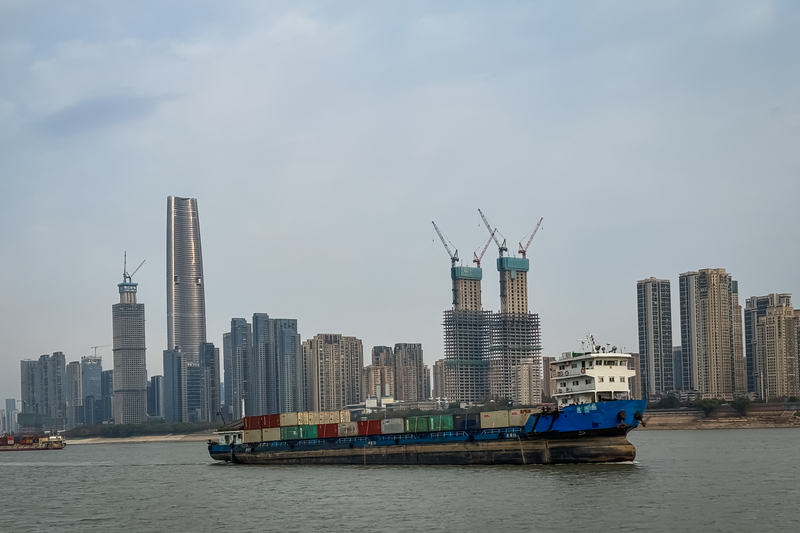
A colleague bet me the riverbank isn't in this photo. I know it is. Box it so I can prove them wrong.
[640,408,800,430]
[66,432,214,445]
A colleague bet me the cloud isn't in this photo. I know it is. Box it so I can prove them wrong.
[32,94,165,136]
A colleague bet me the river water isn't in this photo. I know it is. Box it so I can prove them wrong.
[1,429,798,532]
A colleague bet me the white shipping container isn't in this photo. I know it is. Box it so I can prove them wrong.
[307,411,321,425]
[280,412,299,427]
[261,427,281,442]
[243,429,262,443]
[480,410,510,429]
[339,410,350,423]
[381,418,405,434]
[297,412,309,426]
[510,408,539,426]
[338,422,358,437]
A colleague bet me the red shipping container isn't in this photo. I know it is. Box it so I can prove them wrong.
[357,420,382,436]
[317,423,339,438]
[261,414,280,428]
[243,415,261,430]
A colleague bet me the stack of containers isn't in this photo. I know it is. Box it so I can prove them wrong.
[243,415,263,443]
[261,414,281,442]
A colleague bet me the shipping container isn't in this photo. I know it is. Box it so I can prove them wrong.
[508,408,538,427]
[300,425,318,439]
[380,418,405,434]
[280,426,302,440]
[338,422,359,437]
[280,412,299,427]
[405,416,430,433]
[319,411,334,424]
[262,414,281,428]
[453,413,481,431]
[317,423,339,438]
[297,412,309,426]
[357,420,382,436]
[428,414,454,431]
[243,415,262,430]
[261,427,281,442]
[306,411,321,425]
[480,410,510,429]
[243,429,262,443]
[339,410,351,423]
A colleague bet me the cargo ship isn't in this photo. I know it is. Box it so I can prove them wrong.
[0,434,66,451]
[208,345,645,465]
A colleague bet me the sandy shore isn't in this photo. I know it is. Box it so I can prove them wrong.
[66,433,215,445]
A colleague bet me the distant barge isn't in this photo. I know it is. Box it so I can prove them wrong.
[208,348,645,466]
[1,435,66,452]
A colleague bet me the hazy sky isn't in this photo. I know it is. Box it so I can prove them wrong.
[2,1,799,401]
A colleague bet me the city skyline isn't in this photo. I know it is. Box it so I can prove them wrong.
[2,3,800,401]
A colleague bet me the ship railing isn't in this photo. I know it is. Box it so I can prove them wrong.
[377,434,417,441]
[428,431,469,439]
[336,437,369,444]
[480,427,523,436]
[269,441,289,447]
[297,439,322,446]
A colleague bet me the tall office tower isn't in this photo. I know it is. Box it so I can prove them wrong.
[147,375,164,418]
[628,354,642,400]
[166,196,207,365]
[541,356,555,400]
[443,265,490,403]
[101,370,113,422]
[394,343,425,401]
[432,359,445,399]
[679,269,745,401]
[222,332,233,420]
[230,318,252,419]
[20,360,37,413]
[489,257,541,405]
[744,294,792,393]
[636,277,674,401]
[755,301,799,401]
[362,365,395,399]
[112,268,148,425]
[163,349,187,423]
[199,343,220,423]
[302,334,363,411]
[65,361,82,430]
[672,347,683,391]
[81,356,102,425]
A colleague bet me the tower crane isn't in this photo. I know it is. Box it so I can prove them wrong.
[477,209,507,257]
[123,251,146,283]
[518,217,543,259]
[472,230,495,268]
[90,345,111,357]
[431,221,459,267]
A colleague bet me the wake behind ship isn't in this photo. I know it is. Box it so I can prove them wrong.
[208,348,646,465]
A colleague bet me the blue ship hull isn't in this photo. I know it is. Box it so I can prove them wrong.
[208,400,646,465]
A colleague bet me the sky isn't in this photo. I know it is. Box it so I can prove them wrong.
[1,1,799,401]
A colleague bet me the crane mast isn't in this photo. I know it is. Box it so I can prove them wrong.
[431,221,459,267]
[518,217,543,258]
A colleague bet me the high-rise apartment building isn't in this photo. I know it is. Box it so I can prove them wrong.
[628,354,642,400]
[230,318,251,419]
[423,365,431,399]
[163,349,187,423]
[250,314,304,415]
[394,343,425,401]
[199,342,221,423]
[65,361,82,430]
[112,268,148,424]
[20,352,67,417]
[755,301,799,401]
[4,399,17,435]
[101,370,113,422]
[20,360,37,414]
[167,196,206,364]
[541,356,555,400]
[672,346,683,391]
[636,277,674,400]
[679,269,745,401]
[302,334,362,411]
[362,365,395,399]
[222,332,233,420]
[489,257,541,405]
[81,356,102,425]
[744,294,792,393]
[432,359,445,399]
[443,266,490,403]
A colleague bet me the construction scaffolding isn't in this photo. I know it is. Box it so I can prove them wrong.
[489,312,542,404]
[443,308,491,403]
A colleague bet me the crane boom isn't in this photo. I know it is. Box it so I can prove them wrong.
[431,221,459,267]
[473,230,495,268]
[519,217,543,258]
[477,209,507,256]
[130,259,146,279]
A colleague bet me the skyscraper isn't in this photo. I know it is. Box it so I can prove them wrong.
[222,332,234,420]
[112,263,148,424]
[754,300,799,401]
[147,375,164,418]
[489,257,541,405]
[230,318,252,419]
[163,349,187,423]
[679,269,745,400]
[65,361,82,430]
[81,356,102,426]
[432,359,445,399]
[199,342,221,423]
[744,293,792,393]
[394,343,425,402]
[302,334,362,411]
[636,277,674,400]
[249,314,304,415]
[166,196,207,364]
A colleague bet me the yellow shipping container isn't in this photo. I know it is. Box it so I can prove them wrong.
[261,427,281,442]
[479,410,510,429]
[307,411,321,425]
[243,429,262,443]
[339,410,350,423]
[280,412,299,426]
[297,412,309,426]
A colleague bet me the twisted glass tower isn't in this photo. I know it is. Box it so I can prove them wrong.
[167,196,207,364]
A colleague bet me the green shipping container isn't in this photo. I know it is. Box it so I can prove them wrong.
[300,425,318,439]
[428,414,454,431]
[280,426,301,440]
[405,416,429,433]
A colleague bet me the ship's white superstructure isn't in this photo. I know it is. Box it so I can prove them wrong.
[552,336,636,407]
